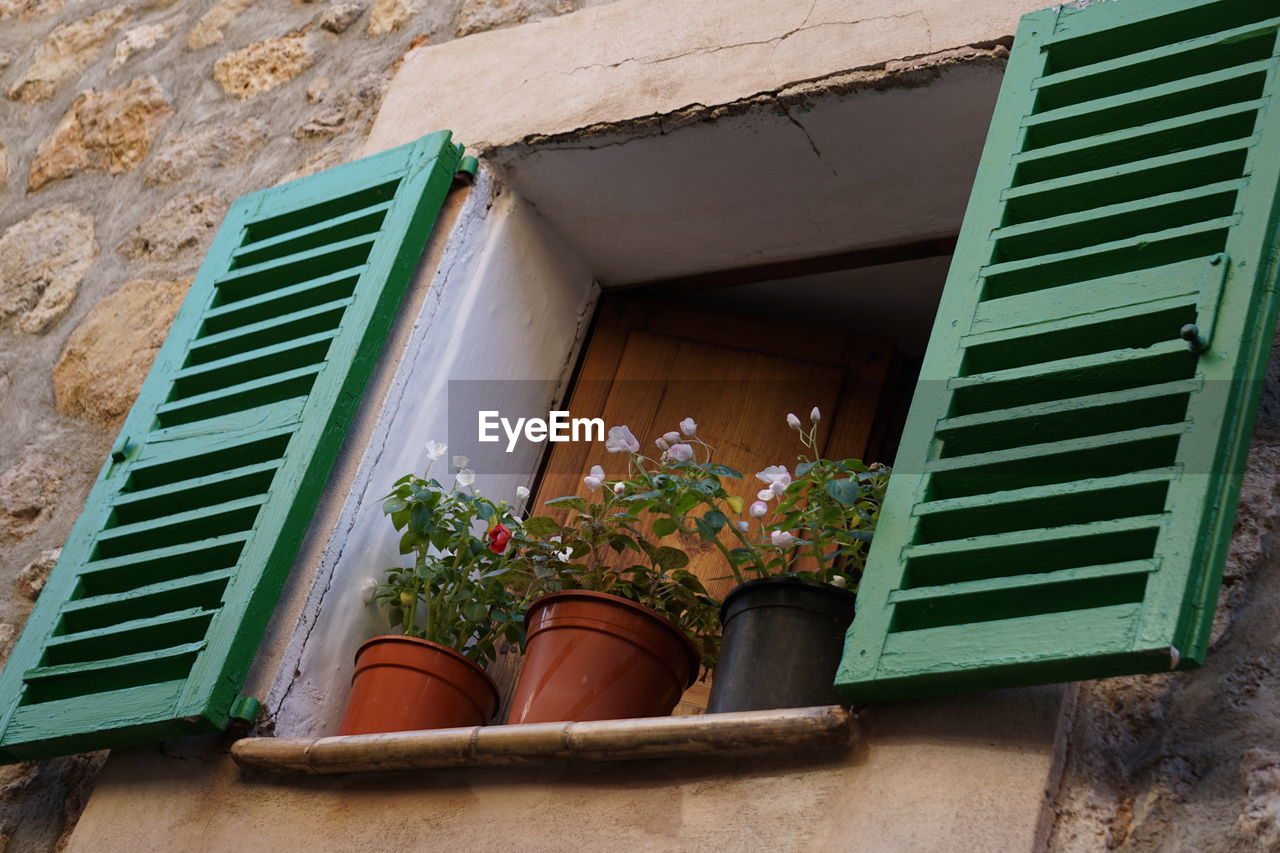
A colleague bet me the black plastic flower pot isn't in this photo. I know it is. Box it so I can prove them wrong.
[706,576,856,713]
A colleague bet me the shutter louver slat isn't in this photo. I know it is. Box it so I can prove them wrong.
[837,0,1280,702]
[0,132,461,760]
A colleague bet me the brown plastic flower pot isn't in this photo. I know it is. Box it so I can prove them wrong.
[338,635,499,735]
[506,590,699,725]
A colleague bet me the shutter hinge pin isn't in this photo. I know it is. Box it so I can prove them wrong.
[453,155,479,185]
[110,435,133,463]
[228,696,263,739]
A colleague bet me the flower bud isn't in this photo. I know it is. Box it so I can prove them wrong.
[655,437,670,451]
[516,485,530,500]
[359,576,379,605]
[749,501,768,518]
[787,413,802,431]
[680,418,697,436]
[736,520,749,533]
[810,406,821,423]
[663,431,681,444]
[830,575,848,589]
[770,529,796,548]
[668,443,694,462]
[614,482,626,496]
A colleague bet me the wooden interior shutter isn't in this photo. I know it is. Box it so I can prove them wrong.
[0,132,462,760]
[837,0,1280,703]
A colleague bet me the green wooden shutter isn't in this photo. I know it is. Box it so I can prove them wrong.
[0,132,462,761]
[837,0,1280,703]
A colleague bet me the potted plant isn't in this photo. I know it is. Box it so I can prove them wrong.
[695,409,889,712]
[558,413,889,713]
[337,445,528,735]
[507,424,722,724]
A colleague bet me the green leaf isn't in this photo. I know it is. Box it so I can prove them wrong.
[695,510,726,540]
[462,601,488,622]
[704,463,743,479]
[652,518,679,537]
[409,503,434,532]
[653,546,689,571]
[825,478,860,506]
[522,515,561,538]
[795,461,816,477]
[546,495,587,512]
[382,496,408,514]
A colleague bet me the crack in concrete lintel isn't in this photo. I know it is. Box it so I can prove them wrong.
[497,43,1009,160]
[517,10,934,90]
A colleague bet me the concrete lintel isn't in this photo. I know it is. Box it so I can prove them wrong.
[364,0,1045,155]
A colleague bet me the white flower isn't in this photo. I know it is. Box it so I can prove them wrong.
[425,440,447,461]
[359,576,379,605]
[452,455,470,469]
[736,520,749,533]
[756,465,792,488]
[605,425,640,453]
[467,569,482,583]
[749,501,768,518]
[786,413,802,431]
[663,431,681,443]
[680,418,697,436]
[757,489,775,502]
[614,482,626,496]
[810,406,821,423]
[516,485,530,501]
[667,443,694,462]
[548,536,572,561]
[771,530,796,548]
[830,575,848,589]
[770,480,787,496]
[583,464,605,490]
[455,468,476,488]
[655,437,670,451]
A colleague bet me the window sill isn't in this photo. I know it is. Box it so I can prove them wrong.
[230,705,854,775]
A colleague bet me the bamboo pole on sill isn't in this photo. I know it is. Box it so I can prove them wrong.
[232,705,855,775]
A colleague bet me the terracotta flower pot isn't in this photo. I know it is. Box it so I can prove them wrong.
[706,576,856,713]
[506,590,699,725]
[338,635,499,735]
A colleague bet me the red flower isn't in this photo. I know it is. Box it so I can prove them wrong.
[488,523,512,554]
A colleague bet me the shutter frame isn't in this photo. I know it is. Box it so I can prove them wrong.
[837,0,1280,703]
[0,132,462,761]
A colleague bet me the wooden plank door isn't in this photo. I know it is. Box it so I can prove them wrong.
[534,293,896,712]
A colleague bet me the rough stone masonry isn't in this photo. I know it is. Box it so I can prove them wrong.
[0,0,611,847]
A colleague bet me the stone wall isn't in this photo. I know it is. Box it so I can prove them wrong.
[0,1,614,849]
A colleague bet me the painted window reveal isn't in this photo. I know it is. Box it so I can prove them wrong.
[0,133,462,761]
[838,0,1280,701]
